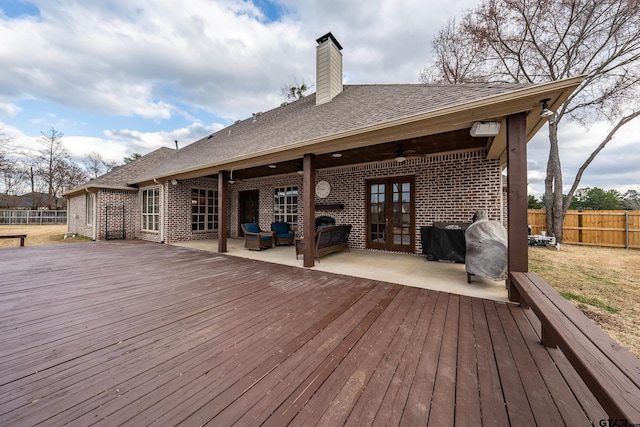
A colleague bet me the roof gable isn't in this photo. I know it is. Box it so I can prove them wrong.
[64,147,176,196]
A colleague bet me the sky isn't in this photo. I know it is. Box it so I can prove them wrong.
[0,0,638,197]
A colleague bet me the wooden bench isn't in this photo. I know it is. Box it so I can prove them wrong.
[0,234,27,246]
[511,271,640,424]
[296,225,351,262]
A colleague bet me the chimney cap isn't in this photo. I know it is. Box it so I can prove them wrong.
[316,32,342,50]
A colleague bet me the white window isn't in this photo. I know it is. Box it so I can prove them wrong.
[191,188,218,231]
[274,186,298,225]
[86,193,93,225]
[142,188,160,231]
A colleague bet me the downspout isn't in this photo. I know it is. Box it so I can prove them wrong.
[161,182,166,244]
[86,188,97,241]
[153,178,165,243]
[65,196,71,234]
[93,191,97,241]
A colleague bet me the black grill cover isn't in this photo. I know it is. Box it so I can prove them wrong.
[421,225,467,263]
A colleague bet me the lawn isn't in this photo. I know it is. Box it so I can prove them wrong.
[529,244,640,358]
[0,224,89,247]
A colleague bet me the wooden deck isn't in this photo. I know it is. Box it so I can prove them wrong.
[0,241,605,426]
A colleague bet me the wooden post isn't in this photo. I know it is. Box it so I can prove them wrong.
[626,211,630,249]
[303,154,316,267]
[507,112,528,303]
[217,170,228,253]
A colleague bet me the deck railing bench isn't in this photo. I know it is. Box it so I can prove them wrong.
[510,271,640,425]
[0,234,27,246]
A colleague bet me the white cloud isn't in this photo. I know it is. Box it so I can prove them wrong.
[0,0,477,121]
[1,0,637,194]
[102,121,224,159]
[527,119,640,196]
[0,1,311,120]
[2,119,222,165]
[0,102,22,117]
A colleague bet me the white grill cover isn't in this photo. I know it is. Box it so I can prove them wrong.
[465,218,508,281]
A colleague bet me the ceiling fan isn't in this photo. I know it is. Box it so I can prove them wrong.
[383,144,417,162]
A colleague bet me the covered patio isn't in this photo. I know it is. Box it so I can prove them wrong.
[0,241,605,426]
[173,238,510,302]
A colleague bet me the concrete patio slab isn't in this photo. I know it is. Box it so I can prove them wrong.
[173,239,509,302]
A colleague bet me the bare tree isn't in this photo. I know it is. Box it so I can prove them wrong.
[59,160,88,194]
[0,159,28,198]
[280,78,314,101]
[420,18,491,84]
[0,128,25,197]
[422,0,640,241]
[83,151,117,178]
[33,127,87,209]
[0,127,13,154]
[0,127,13,174]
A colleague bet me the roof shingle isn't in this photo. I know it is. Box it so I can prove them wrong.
[135,82,532,182]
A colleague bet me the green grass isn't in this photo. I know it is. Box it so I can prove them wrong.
[528,263,552,273]
[560,292,620,314]
[54,233,93,242]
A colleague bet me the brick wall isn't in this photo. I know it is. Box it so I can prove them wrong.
[67,190,138,240]
[98,190,138,241]
[164,177,218,243]
[74,148,503,252]
[228,174,302,237]
[67,193,93,239]
[224,149,502,254]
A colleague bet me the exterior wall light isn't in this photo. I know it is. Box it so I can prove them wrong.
[540,98,554,118]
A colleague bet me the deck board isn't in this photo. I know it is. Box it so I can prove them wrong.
[471,298,511,427]
[0,240,603,426]
[495,302,565,427]
[454,296,482,426]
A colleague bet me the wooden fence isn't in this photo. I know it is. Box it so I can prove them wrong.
[528,210,640,249]
[0,210,67,225]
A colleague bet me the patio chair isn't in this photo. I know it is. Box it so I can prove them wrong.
[241,223,274,250]
[271,222,294,246]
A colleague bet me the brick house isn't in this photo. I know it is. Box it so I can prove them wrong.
[64,32,582,269]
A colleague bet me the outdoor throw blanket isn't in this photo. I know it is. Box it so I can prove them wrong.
[465,210,508,281]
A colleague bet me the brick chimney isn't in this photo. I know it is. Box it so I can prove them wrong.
[315,32,343,105]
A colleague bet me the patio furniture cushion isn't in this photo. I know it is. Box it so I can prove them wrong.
[296,225,351,262]
[271,222,294,245]
[244,222,260,233]
[241,223,273,250]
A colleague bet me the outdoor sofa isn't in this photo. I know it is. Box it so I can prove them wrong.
[296,224,352,262]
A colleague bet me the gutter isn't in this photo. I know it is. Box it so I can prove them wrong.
[62,184,139,197]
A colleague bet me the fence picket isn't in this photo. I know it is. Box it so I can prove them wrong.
[528,210,640,249]
[0,210,67,225]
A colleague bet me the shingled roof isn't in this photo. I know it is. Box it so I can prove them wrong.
[64,147,176,196]
[133,82,534,183]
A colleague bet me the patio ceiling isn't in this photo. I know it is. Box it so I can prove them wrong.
[222,128,489,181]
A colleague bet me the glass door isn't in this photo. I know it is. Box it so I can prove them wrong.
[367,176,414,252]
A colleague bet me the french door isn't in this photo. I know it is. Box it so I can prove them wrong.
[238,190,259,236]
[367,176,415,252]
